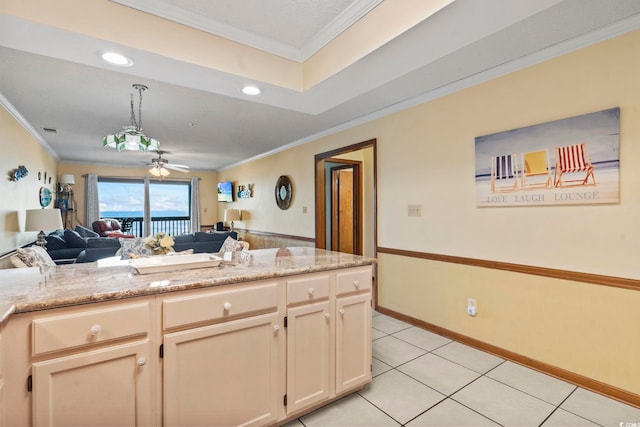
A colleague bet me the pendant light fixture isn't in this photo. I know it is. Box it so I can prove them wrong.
[103,84,160,152]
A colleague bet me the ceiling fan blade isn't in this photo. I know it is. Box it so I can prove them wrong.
[168,163,190,169]
[165,164,190,172]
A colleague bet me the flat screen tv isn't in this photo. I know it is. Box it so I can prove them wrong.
[217,181,234,202]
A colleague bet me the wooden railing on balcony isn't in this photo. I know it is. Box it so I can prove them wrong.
[112,216,191,237]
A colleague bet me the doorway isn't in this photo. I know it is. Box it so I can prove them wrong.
[314,139,376,259]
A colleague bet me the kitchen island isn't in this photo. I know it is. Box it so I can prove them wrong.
[0,247,375,426]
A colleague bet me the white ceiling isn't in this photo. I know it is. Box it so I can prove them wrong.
[1,0,640,172]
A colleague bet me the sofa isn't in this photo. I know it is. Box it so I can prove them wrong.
[45,225,101,264]
[75,231,238,263]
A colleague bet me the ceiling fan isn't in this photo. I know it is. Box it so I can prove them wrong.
[144,150,190,177]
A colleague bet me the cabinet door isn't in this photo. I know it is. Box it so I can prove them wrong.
[336,293,372,395]
[164,312,280,427]
[286,300,332,414]
[32,340,153,427]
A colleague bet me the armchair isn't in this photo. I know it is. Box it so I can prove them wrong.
[92,219,134,238]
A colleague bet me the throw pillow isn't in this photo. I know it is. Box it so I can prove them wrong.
[218,236,245,254]
[64,229,87,248]
[119,237,152,259]
[16,246,56,267]
[9,254,28,268]
[75,225,99,238]
[45,234,68,251]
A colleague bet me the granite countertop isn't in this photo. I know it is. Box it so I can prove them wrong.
[0,247,376,326]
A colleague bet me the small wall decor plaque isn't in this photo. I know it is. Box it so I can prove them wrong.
[237,184,253,199]
[9,165,29,181]
[39,187,52,207]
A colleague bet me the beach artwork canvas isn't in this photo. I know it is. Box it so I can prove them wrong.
[475,107,620,207]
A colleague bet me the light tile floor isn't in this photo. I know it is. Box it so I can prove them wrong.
[284,311,640,427]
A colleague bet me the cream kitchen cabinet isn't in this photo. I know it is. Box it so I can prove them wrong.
[1,257,374,427]
[3,299,156,427]
[285,273,332,415]
[284,266,372,418]
[335,267,372,394]
[32,340,153,426]
[162,280,283,427]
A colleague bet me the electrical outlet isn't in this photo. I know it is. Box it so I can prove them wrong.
[467,298,477,317]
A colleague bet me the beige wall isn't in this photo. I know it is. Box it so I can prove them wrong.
[57,163,219,228]
[0,106,58,254]
[222,30,640,397]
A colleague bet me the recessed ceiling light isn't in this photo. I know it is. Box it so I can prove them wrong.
[242,85,261,96]
[100,51,134,67]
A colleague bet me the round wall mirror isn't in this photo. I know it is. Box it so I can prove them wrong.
[275,175,292,210]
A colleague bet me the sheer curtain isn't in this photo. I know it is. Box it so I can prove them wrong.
[84,174,100,227]
[190,177,200,233]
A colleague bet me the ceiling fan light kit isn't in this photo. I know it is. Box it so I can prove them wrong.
[149,166,171,177]
[103,84,160,152]
[145,150,190,178]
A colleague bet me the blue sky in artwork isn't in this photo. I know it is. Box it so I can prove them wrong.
[475,108,620,177]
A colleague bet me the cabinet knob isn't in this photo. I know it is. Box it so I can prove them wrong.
[223,302,232,311]
[324,312,331,319]
[137,357,146,367]
[354,280,360,288]
[89,324,101,336]
[308,287,315,296]
[273,324,280,332]
[339,309,345,316]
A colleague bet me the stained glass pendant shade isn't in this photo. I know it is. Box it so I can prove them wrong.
[103,84,160,152]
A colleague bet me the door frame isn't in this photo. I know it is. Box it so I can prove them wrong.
[314,139,377,256]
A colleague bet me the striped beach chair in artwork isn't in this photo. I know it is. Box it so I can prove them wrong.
[491,154,519,193]
[521,149,551,190]
[553,143,596,187]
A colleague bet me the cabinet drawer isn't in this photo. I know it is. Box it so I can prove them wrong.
[336,266,372,296]
[164,282,278,330]
[32,302,150,356]
[287,274,330,306]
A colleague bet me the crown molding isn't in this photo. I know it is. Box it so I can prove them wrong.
[219,13,640,171]
[109,0,383,62]
[0,91,59,160]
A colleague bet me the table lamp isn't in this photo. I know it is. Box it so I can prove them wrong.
[223,209,241,231]
[26,208,63,247]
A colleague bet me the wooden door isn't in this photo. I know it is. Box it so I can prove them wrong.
[331,168,354,253]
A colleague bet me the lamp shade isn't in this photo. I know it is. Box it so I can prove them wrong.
[59,174,75,185]
[25,208,63,232]
[223,209,241,222]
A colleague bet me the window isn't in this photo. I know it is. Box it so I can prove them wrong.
[98,178,191,236]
